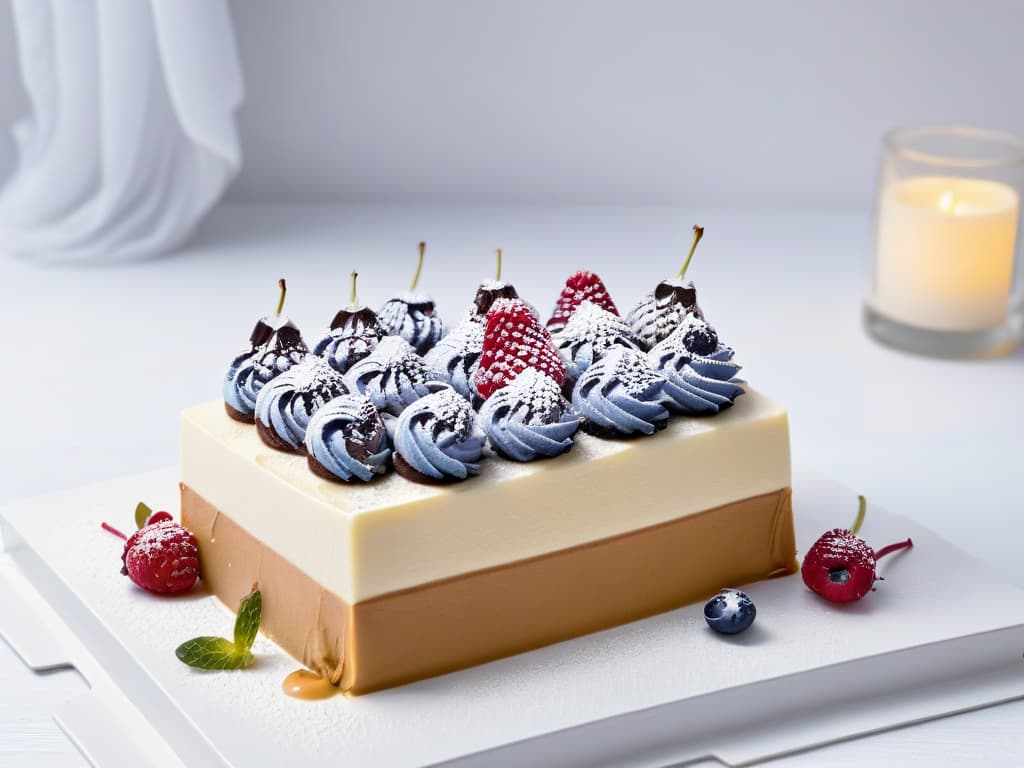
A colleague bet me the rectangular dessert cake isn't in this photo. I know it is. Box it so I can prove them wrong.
[181,387,794,694]
[187,257,798,694]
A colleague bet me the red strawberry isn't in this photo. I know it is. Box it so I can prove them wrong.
[120,520,200,595]
[547,271,619,332]
[801,496,913,604]
[475,299,567,399]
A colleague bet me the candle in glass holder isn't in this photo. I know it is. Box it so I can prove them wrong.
[873,175,1018,332]
[865,125,1024,358]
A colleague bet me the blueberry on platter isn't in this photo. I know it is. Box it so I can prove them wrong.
[703,588,756,635]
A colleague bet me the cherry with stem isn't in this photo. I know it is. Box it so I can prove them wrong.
[275,278,287,316]
[409,243,426,292]
[677,225,705,281]
[101,522,128,541]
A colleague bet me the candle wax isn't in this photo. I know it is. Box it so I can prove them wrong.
[872,175,1018,332]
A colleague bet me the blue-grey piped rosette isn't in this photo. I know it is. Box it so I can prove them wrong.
[254,356,348,452]
[571,345,673,437]
[647,316,744,414]
[479,368,581,461]
[224,319,308,421]
[423,318,484,402]
[305,393,391,482]
[379,292,448,355]
[625,278,703,351]
[314,307,384,375]
[393,386,485,482]
[552,300,642,385]
[343,335,444,416]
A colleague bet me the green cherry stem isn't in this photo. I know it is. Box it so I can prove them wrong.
[496,248,503,282]
[875,538,913,560]
[350,271,359,306]
[275,278,287,316]
[677,224,705,281]
[849,494,867,536]
[410,242,426,292]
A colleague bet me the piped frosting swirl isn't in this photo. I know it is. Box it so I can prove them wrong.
[255,357,348,452]
[553,301,641,385]
[393,386,486,483]
[379,292,447,354]
[422,318,484,402]
[223,319,308,421]
[648,316,744,414]
[314,307,384,375]
[223,353,263,420]
[571,346,671,437]
[479,368,581,461]
[305,394,391,482]
[625,279,704,351]
[343,336,443,415]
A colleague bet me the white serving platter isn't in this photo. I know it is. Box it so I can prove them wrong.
[1,466,1023,768]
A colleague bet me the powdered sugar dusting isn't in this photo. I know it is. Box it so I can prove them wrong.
[607,346,664,397]
[547,270,619,331]
[556,301,639,350]
[497,368,566,423]
[418,386,475,435]
[811,529,876,569]
[127,520,195,562]
[285,357,346,395]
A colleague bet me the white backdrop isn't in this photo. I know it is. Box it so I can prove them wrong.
[2,0,1024,206]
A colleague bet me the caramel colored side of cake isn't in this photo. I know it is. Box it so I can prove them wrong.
[183,484,796,694]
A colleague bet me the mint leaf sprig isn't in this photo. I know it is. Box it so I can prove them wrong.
[176,586,262,670]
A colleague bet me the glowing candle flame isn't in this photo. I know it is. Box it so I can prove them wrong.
[937,190,965,215]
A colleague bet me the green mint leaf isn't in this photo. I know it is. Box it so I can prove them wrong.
[134,501,152,530]
[174,587,261,672]
[233,587,262,653]
[175,636,253,670]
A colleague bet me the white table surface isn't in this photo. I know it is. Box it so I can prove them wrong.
[0,202,1021,767]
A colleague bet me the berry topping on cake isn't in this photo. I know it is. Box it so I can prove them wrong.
[378,242,447,354]
[802,496,914,604]
[626,226,707,350]
[472,279,520,320]
[120,519,200,595]
[704,589,756,635]
[571,346,671,437]
[553,300,641,385]
[469,249,534,320]
[315,272,385,374]
[224,279,309,422]
[682,316,719,357]
[546,270,619,333]
[479,368,581,461]
[423,318,485,403]
[393,386,486,483]
[255,356,349,452]
[344,335,444,415]
[474,299,567,400]
[648,317,744,415]
[305,394,392,483]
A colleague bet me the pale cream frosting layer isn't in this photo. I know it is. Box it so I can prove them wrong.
[180,388,790,603]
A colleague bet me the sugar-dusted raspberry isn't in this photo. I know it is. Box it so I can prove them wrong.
[121,520,200,595]
[546,270,619,332]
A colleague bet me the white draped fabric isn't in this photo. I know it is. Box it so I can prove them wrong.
[0,0,243,263]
